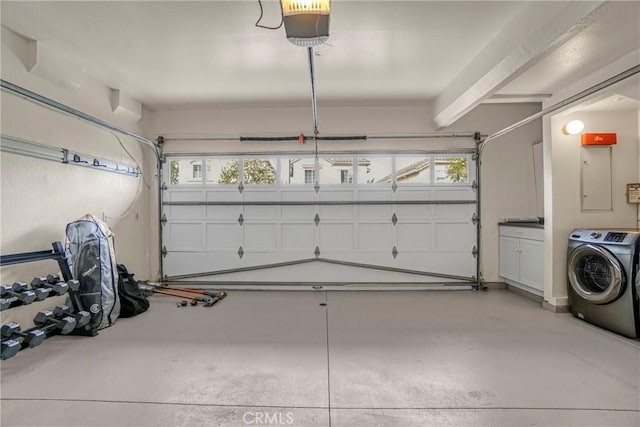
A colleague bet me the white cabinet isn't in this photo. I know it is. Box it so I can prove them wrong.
[499,225,544,296]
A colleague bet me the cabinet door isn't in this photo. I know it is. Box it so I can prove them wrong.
[499,236,519,282]
[518,238,544,291]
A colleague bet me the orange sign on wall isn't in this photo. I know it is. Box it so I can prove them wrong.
[581,133,617,146]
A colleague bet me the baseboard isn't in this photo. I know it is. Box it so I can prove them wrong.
[505,283,544,303]
[483,281,507,290]
[542,300,570,313]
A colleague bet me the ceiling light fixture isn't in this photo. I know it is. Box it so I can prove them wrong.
[562,119,585,135]
[281,0,331,47]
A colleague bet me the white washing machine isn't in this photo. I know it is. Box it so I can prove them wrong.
[567,228,640,339]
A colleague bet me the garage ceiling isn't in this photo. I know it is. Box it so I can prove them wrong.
[1,1,639,126]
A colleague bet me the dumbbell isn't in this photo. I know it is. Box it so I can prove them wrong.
[1,339,21,360]
[44,277,79,292]
[0,283,37,305]
[32,287,52,301]
[52,305,90,329]
[0,322,46,348]
[46,274,81,291]
[30,276,68,296]
[46,273,61,283]
[12,281,51,302]
[33,311,77,335]
[66,279,80,292]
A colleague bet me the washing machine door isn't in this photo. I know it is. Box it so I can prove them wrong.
[568,244,625,304]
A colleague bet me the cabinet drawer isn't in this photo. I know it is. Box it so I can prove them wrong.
[499,225,543,241]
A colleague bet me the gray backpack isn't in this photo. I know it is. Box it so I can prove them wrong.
[65,214,120,330]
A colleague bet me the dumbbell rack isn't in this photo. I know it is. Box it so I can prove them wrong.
[0,241,97,337]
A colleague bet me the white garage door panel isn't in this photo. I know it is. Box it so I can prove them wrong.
[358,204,393,218]
[206,223,241,250]
[169,191,204,201]
[206,205,241,219]
[162,152,478,284]
[397,223,433,250]
[395,189,433,201]
[282,223,316,250]
[282,190,315,202]
[434,204,475,219]
[244,224,278,250]
[396,204,433,218]
[167,223,204,250]
[435,223,476,250]
[206,189,241,201]
[169,206,203,218]
[244,205,279,218]
[358,223,393,250]
[319,189,354,201]
[357,190,391,201]
[433,188,475,200]
[282,205,316,219]
[320,205,354,220]
[243,189,279,202]
[320,224,354,250]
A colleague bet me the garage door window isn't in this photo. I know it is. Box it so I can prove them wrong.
[305,169,315,184]
[243,158,277,185]
[169,154,472,187]
[192,164,202,179]
[170,159,205,185]
[357,157,392,184]
[396,156,431,183]
[434,156,469,183]
[319,157,353,185]
[206,159,239,184]
[280,158,315,184]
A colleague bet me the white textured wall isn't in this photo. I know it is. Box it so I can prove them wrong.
[144,102,542,283]
[0,27,156,289]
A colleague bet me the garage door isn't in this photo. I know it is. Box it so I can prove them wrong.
[161,151,478,286]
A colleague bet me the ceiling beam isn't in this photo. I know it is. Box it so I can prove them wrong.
[432,1,609,128]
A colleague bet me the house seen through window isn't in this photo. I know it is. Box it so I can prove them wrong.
[192,164,202,179]
[304,169,315,184]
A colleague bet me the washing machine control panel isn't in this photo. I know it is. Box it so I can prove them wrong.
[604,232,627,243]
[570,229,640,245]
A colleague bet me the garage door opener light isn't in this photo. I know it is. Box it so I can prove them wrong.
[281,0,331,47]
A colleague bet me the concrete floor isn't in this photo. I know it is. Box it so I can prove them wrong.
[1,289,639,426]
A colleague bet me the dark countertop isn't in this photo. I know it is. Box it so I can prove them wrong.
[498,222,544,229]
